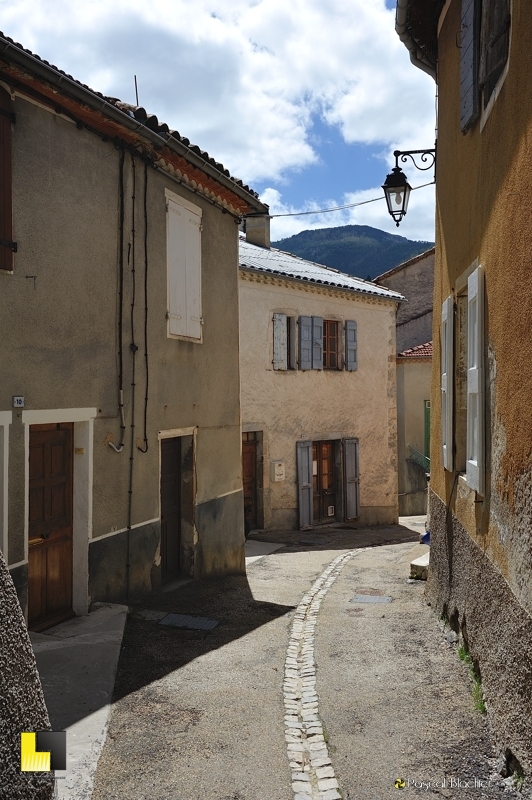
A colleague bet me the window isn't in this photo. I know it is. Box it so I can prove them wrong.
[166,189,202,341]
[323,320,339,369]
[440,265,485,493]
[0,85,14,272]
[298,316,357,371]
[460,0,510,133]
[272,313,296,370]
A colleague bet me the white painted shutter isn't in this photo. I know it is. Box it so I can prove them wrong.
[343,438,359,520]
[273,313,288,370]
[441,295,454,472]
[297,441,313,529]
[466,266,484,494]
[299,317,313,371]
[345,320,358,371]
[312,317,323,370]
[167,197,202,340]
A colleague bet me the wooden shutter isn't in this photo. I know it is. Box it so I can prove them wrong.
[466,266,484,494]
[312,317,323,370]
[0,86,14,272]
[345,320,358,371]
[273,313,288,370]
[299,316,313,370]
[441,295,454,472]
[297,440,313,529]
[460,0,479,133]
[343,438,359,520]
[479,0,510,105]
[166,195,202,340]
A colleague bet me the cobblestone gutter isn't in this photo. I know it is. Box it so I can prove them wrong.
[284,550,359,800]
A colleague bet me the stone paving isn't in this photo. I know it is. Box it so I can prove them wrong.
[283,549,360,800]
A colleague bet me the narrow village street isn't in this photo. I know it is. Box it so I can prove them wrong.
[90,522,520,800]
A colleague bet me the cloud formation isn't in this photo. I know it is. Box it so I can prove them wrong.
[1,0,436,238]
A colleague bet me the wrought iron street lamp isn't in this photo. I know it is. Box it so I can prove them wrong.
[382,149,436,226]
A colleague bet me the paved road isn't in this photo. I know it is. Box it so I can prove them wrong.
[91,524,524,800]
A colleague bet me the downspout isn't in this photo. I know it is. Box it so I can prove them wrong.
[396,0,437,80]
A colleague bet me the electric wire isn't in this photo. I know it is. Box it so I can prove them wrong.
[270,180,435,218]
[137,160,149,453]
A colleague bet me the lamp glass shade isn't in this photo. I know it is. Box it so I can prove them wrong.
[382,167,412,226]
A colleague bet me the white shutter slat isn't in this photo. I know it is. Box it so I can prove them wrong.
[185,209,202,340]
[273,313,288,370]
[441,295,454,472]
[167,201,187,337]
[166,195,202,341]
[466,265,484,494]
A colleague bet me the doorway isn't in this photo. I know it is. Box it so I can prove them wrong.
[242,431,258,532]
[312,441,337,523]
[160,437,182,584]
[28,422,74,631]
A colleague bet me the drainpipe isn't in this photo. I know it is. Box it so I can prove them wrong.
[396,0,437,81]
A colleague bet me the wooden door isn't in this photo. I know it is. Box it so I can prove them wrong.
[28,423,74,631]
[312,441,337,523]
[161,437,181,583]
[242,433,258,531]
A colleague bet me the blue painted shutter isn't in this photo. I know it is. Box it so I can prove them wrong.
[273,313,287,370]
[343,438,359,520]
[312,317,323,370]
[297,440,313,529]
[299,316,312,370]
[460,0,479,133]
[345,320,358,371]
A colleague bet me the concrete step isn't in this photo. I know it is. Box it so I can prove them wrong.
[410,551,430,580]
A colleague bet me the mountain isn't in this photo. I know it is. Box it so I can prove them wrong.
[272,225,434,281]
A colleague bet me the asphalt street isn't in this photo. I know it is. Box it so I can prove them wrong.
[90,523,525,800]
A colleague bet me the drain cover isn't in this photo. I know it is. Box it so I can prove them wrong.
[159,613,219,631]
[350,595,392,604]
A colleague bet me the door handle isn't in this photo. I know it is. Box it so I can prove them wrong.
[29,537,45,545]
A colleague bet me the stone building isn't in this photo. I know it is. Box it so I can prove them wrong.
[0,33,268,631]
[239,219,403,531]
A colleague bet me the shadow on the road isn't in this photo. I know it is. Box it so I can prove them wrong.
[248,522,420,554]
[111,573,295,705]
[109,524,419,707]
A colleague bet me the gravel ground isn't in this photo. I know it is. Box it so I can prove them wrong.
[90,525,529,800]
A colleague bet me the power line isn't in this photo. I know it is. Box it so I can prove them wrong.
[270,180,435,218]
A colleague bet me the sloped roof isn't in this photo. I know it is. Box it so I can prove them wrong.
[397,341,433,358]
[239,238,404,301]
[374,246,435,283]
[0,31,266,213]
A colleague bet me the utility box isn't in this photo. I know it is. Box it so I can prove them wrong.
[270,460,285,482]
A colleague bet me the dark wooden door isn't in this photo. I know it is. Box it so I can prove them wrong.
[28,423,74,631]
[161,437,181,583]
[242,435,258,531]
[312,441,337,523]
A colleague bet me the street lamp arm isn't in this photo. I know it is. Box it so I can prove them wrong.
[394,148,436,172]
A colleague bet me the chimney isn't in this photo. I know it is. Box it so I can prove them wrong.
[244,214,271,249]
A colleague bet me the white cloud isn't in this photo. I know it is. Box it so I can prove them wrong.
[1,0,436,181]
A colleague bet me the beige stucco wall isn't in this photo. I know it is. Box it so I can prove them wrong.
[239,270,399,529]
[1,92,244,596]
[433,0,532,613]
[396,359,431,515]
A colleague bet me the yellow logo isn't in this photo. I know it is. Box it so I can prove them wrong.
[395,778,406,789]
[20,731,67,772]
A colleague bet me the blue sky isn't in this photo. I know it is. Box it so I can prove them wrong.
[1,0,436,241]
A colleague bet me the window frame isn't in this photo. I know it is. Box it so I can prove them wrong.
[323,319,340,370]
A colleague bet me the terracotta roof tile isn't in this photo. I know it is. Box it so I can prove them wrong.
[397,341,433,358]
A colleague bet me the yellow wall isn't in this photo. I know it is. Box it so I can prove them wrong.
[434,0,532,611]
